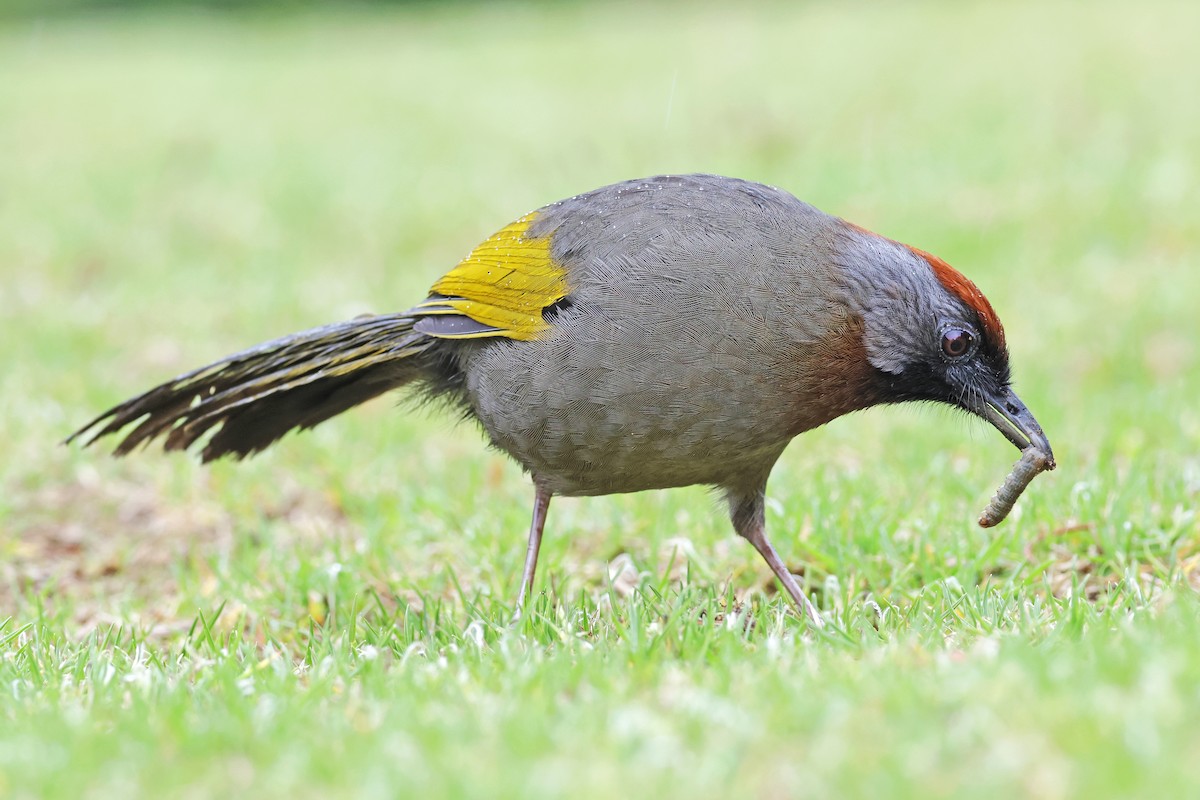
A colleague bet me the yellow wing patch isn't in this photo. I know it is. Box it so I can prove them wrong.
[413,212,568,341]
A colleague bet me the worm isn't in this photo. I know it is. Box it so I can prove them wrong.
[978,447,1052,528]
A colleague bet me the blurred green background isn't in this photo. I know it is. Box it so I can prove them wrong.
[1,2,1199,798]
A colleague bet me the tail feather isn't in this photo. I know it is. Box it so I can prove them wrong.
[68,313,435,461]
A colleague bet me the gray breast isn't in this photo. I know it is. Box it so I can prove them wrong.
[455,175,850,496]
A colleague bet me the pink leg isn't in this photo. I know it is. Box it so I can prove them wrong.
[729,487,824,628]
[741,522,824,628]
[515,485,552,612]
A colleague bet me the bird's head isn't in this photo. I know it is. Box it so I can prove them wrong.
[841,226,1054,466]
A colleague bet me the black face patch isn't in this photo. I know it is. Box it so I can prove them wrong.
[870,359,947,405]
[965,311,1009,384]
[870,348,1009,413]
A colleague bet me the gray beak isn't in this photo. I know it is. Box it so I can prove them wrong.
[974,386,1056,469]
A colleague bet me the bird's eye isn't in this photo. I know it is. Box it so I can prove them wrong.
[941,327,975,359]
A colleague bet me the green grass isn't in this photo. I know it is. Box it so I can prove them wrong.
[3,1,1200,797]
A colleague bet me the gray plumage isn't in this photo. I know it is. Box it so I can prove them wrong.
[461,175,870,497]
[71,173,1049,624]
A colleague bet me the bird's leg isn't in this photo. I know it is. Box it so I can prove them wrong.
[729,489,824,628]
[514,484,553,614]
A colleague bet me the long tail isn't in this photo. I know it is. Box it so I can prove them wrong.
[68,313,435,462]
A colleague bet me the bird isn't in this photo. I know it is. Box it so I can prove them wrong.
[69,174,1054,627]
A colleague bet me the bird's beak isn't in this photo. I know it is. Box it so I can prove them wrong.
[972,386,1056,469]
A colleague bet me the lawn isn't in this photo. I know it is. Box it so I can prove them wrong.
[2,1,1199,797]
